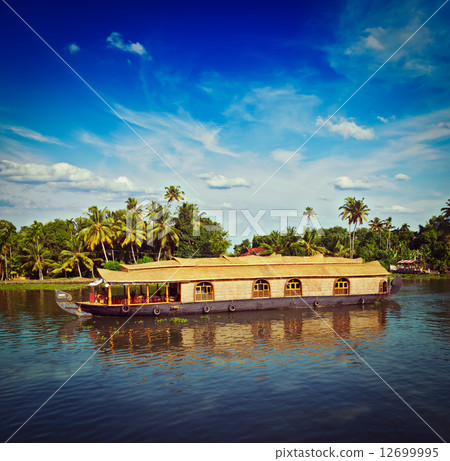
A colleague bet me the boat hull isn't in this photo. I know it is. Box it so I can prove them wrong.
[71,293,390,317]
[56,277,402,317]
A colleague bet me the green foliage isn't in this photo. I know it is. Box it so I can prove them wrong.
[136,255,154,264]
[233,238,251,256]
[103,260,121,271]
[174,202,230,258]
[2,195,448,279]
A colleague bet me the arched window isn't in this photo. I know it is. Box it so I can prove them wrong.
[379,280,388,293]
[285,278,302,297]
[253,279,270,298]
[195,282,214,301]
[334,277,350,295]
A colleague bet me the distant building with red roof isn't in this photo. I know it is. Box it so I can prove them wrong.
[239,247,267,257]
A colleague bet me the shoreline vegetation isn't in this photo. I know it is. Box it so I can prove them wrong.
[0,272,446,291]
[1,189,449,283]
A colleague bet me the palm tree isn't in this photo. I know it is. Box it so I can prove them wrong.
[441,199,450,221]
[0,219,16,280]
[79,206,115,262]
[327,235,350,257]
[147,206,181,261]
[121,218,145,263]
[369,217,384,249]
[1,245,9,281]
[384,217,393,250]
[303,207,316,233]
[339,197,356,257]
[122,198,145,263]
[349,198,370,257]
[164,185,185,204]
[339,197,370,258]
[260,231,285,255]
[58,236,94,278]
[296,230,328,256]
[369,217,384,233]
[21,241,53,280]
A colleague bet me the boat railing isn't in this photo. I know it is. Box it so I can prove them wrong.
[89,293,177,305]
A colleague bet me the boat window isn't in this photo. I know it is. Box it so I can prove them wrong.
[253,279,270,298]
[285,278,302,297]
[379,280,388,293]
[334,277,350,295]
[195,282,214,301]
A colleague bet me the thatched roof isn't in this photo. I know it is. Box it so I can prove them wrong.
[97,254,388,285]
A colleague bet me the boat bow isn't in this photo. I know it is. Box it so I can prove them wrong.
[55,290,92,317]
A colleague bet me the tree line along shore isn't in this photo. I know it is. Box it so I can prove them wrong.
[0,186,449,282]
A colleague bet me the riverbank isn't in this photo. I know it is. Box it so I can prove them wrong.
[0,278,94,290]
[1,273,446,291]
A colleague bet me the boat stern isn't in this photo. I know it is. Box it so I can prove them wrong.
[390,276,402,295]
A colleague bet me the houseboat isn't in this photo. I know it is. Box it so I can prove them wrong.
[55,254,402,317]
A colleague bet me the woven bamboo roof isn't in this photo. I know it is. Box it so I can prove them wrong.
[97,254,388,284]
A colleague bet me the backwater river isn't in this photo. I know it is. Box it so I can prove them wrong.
[0,278,449,443]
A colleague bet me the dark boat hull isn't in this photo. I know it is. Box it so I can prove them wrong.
[75,293,390,316]
[56,276,402,317]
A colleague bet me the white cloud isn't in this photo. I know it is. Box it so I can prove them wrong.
[331,176,375,190]
[395,173,410,181]
[0,124,66,145]
[0,160,136,192]
[68,43,80,54]
[377,116,389,123]
[316,116,375,140]
[226,86,321,133]
[381,205,420,214]
[365,33,384,50]
[206,175,251,189]
[107,32,150,58]
[195,172,215,180]
[271,148,300,163]
[345,27,386,55]
[117,106,240,157]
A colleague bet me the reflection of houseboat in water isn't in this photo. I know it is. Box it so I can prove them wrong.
[59,303,399,360]
[56,254,401,317]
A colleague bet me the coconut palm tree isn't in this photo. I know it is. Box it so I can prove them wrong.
[303,207,316,233]
[79,206,115,262]
[339,197,356,257]
[121,218,145,264]
[369,217,384,249]
[441,199,450,221]
[0,219,16,280]
[326,235,350,257]
[339,197,370,258]
[296,230,328,256]
[21,240,53,280]
[383,217,393,251]
[121,198,145,263]
[259,231,285,255]
[1,245,10,281]
[349,198,370,257]
[58,236,94,278]
[369,217,384,233]
[164,185,185,204]
[147,206,181,261]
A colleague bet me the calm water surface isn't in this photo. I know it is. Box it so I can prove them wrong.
[0,279,449,443]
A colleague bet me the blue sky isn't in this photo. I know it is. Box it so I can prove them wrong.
[0,0,449,243]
